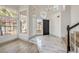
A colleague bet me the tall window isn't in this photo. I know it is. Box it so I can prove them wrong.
[0,7,17,36]
[19,11,28,34]
[36,18,43,34]
[20,15,27,33]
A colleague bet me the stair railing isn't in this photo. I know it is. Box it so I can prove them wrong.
[67,22,79,53]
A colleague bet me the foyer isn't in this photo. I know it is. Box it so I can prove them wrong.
[0,5,79,53]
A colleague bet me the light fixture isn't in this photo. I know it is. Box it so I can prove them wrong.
[53,5,66,12]
[40,11,47,19]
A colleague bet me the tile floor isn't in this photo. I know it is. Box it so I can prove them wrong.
[0,39,39,53]
[31,35,67,53]
[0,35,67,53]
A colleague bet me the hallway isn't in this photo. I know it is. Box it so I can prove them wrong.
[0,5,79,53]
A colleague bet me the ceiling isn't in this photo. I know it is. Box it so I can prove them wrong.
[0,5,66,15]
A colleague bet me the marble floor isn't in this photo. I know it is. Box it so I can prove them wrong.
[0,35,67,53]
[0,39,39,53]
[31,35,67,53]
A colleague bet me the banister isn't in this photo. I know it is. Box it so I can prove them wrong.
[67,22,79,53]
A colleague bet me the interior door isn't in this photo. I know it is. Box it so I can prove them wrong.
[43,20,49,35]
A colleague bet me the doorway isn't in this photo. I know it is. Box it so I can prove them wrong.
[43,20,49,35]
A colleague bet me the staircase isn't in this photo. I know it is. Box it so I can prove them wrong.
[67,22,79,53]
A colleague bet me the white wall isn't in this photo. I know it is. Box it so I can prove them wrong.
[61,6,71,37]
[50,6,71,38]
[71,5,79,33]
[50,12,62,37]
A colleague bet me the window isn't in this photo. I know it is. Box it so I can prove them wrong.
[20,14,27,33]
[0,7,17,36]
[36,18,43,34]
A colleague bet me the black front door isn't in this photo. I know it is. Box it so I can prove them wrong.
[43,20,49,35]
